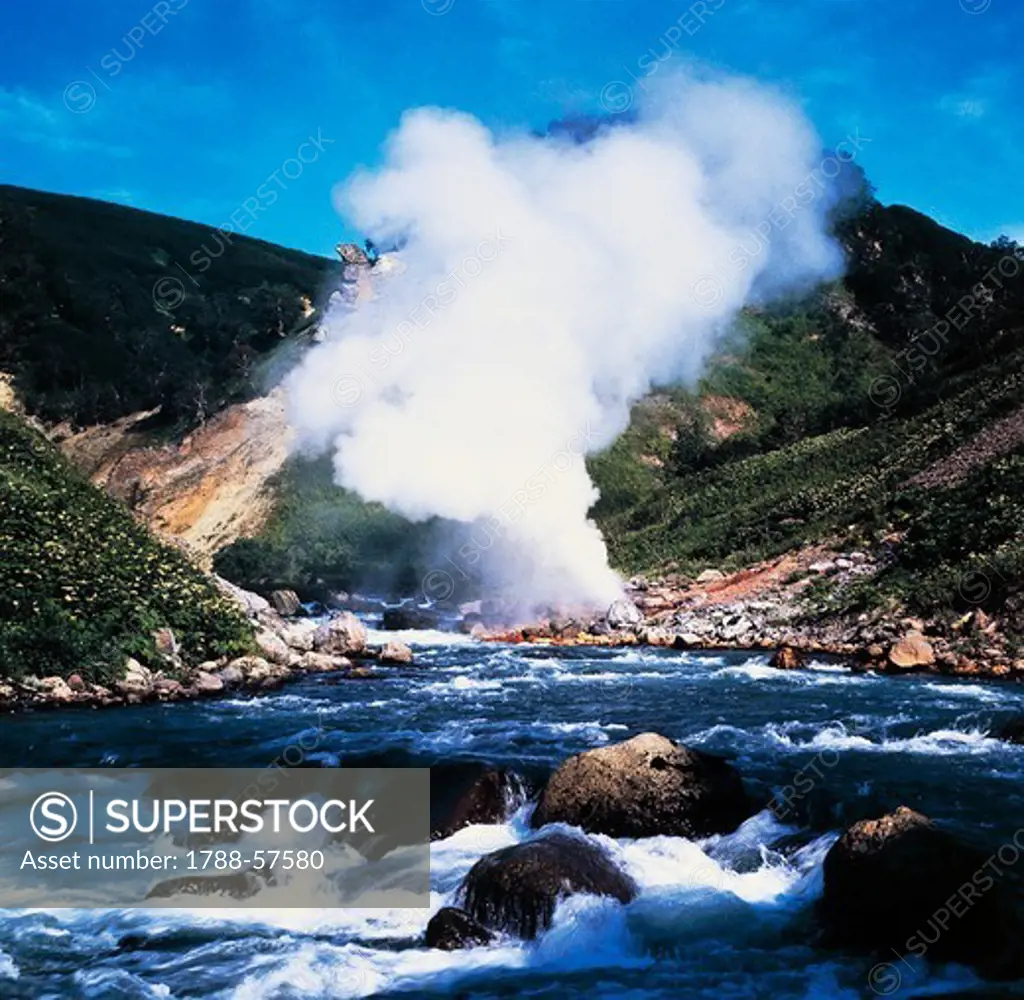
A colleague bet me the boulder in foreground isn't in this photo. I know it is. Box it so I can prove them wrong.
[821,806,1024,979]
[424,907,494,950]
[461,833,636,939]
[530,732,751,839]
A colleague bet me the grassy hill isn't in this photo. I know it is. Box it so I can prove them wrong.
[0,184,341,431]
[0,409,252,682]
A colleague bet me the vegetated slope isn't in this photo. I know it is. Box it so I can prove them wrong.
[0,184,341,430]
[0,409,252,682]
[593,204,1024,621]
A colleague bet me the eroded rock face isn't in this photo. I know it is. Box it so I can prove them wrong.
[460,833,637,939]
[530,733,751,839]
[313,613,367,657]
[424,907,494,950]
[821,806,1024,979]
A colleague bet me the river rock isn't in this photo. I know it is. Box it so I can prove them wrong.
[255,628,297,666]
[530,732,751,839]
[770,646,804,670]
[379,640,414,665]
[460,833,637,939]
[301,651,352,673]
[433,769,526,839]
[696,569,726,584]
[424,907,495,950]
[997,717,1024,744]
[606,598,643,629]
[216,663,245,688]
[269,589,302,617]
[280,621,317,652]
[887,632,935,670]
[821,806,1024,978]
[382,606,441,631]
[117,658,154,696]
[191,670,224,694]
[313,612,368,656]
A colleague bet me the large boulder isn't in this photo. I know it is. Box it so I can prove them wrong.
[887,632,935,670]
[531,733,751,839]
[821,807,1024,978]
[460,833,636,939]
[313,612,367,656]
[424,907,494,950]
[433,769,527,840]
[268,589,302,617]
[606,598,643,630]
[382,605,441,631]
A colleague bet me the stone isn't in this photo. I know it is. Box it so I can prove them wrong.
[770,646,804,670]
[997,717,1024,744]
[216,664,245,688]
[118,658,154,695]
[821,807,1024,978]
[379,640,414,665]
[460,833,637,939]
[192,670,224,694]
[301,651,353,673]
[606,598,643,629]
[530,732,751,839]
[433,770,526,839]
[152,628,178,658]
[67,673,86,692]
[280,621,317,652]
[313,612,368,656]
[268,589,302,617]
[38,676,74,702]
[808,561,836,574]
[696,569,726,584]
[381,606,441,631]
[425,907,494,950]
[255,628,296,666]
[887,633,935,670]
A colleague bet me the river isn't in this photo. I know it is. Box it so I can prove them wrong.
[2,628,1023,998]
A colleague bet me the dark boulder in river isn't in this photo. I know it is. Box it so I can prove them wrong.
[530,732,752,839]
[461,833,637,939]
[432,768,529,840]
[821,806,1024,979]
[381,605,441,631]
[996,716,1024,744]
[424,907,495,950]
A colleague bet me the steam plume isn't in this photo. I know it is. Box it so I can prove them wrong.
[286,70,843,608]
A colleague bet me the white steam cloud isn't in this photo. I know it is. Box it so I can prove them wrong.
[286,70,843,609]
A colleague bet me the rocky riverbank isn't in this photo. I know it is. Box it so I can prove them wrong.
[0,581,414,712]
[475,545,1024,682]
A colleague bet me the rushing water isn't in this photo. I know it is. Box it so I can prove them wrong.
[2,628,1024,999]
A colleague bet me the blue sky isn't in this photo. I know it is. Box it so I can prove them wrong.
[1,0,1021,256]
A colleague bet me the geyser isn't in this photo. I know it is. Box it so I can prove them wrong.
[286,69,844,608]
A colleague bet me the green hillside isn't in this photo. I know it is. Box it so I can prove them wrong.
[0,184,341,431]
[0,409,253,682]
